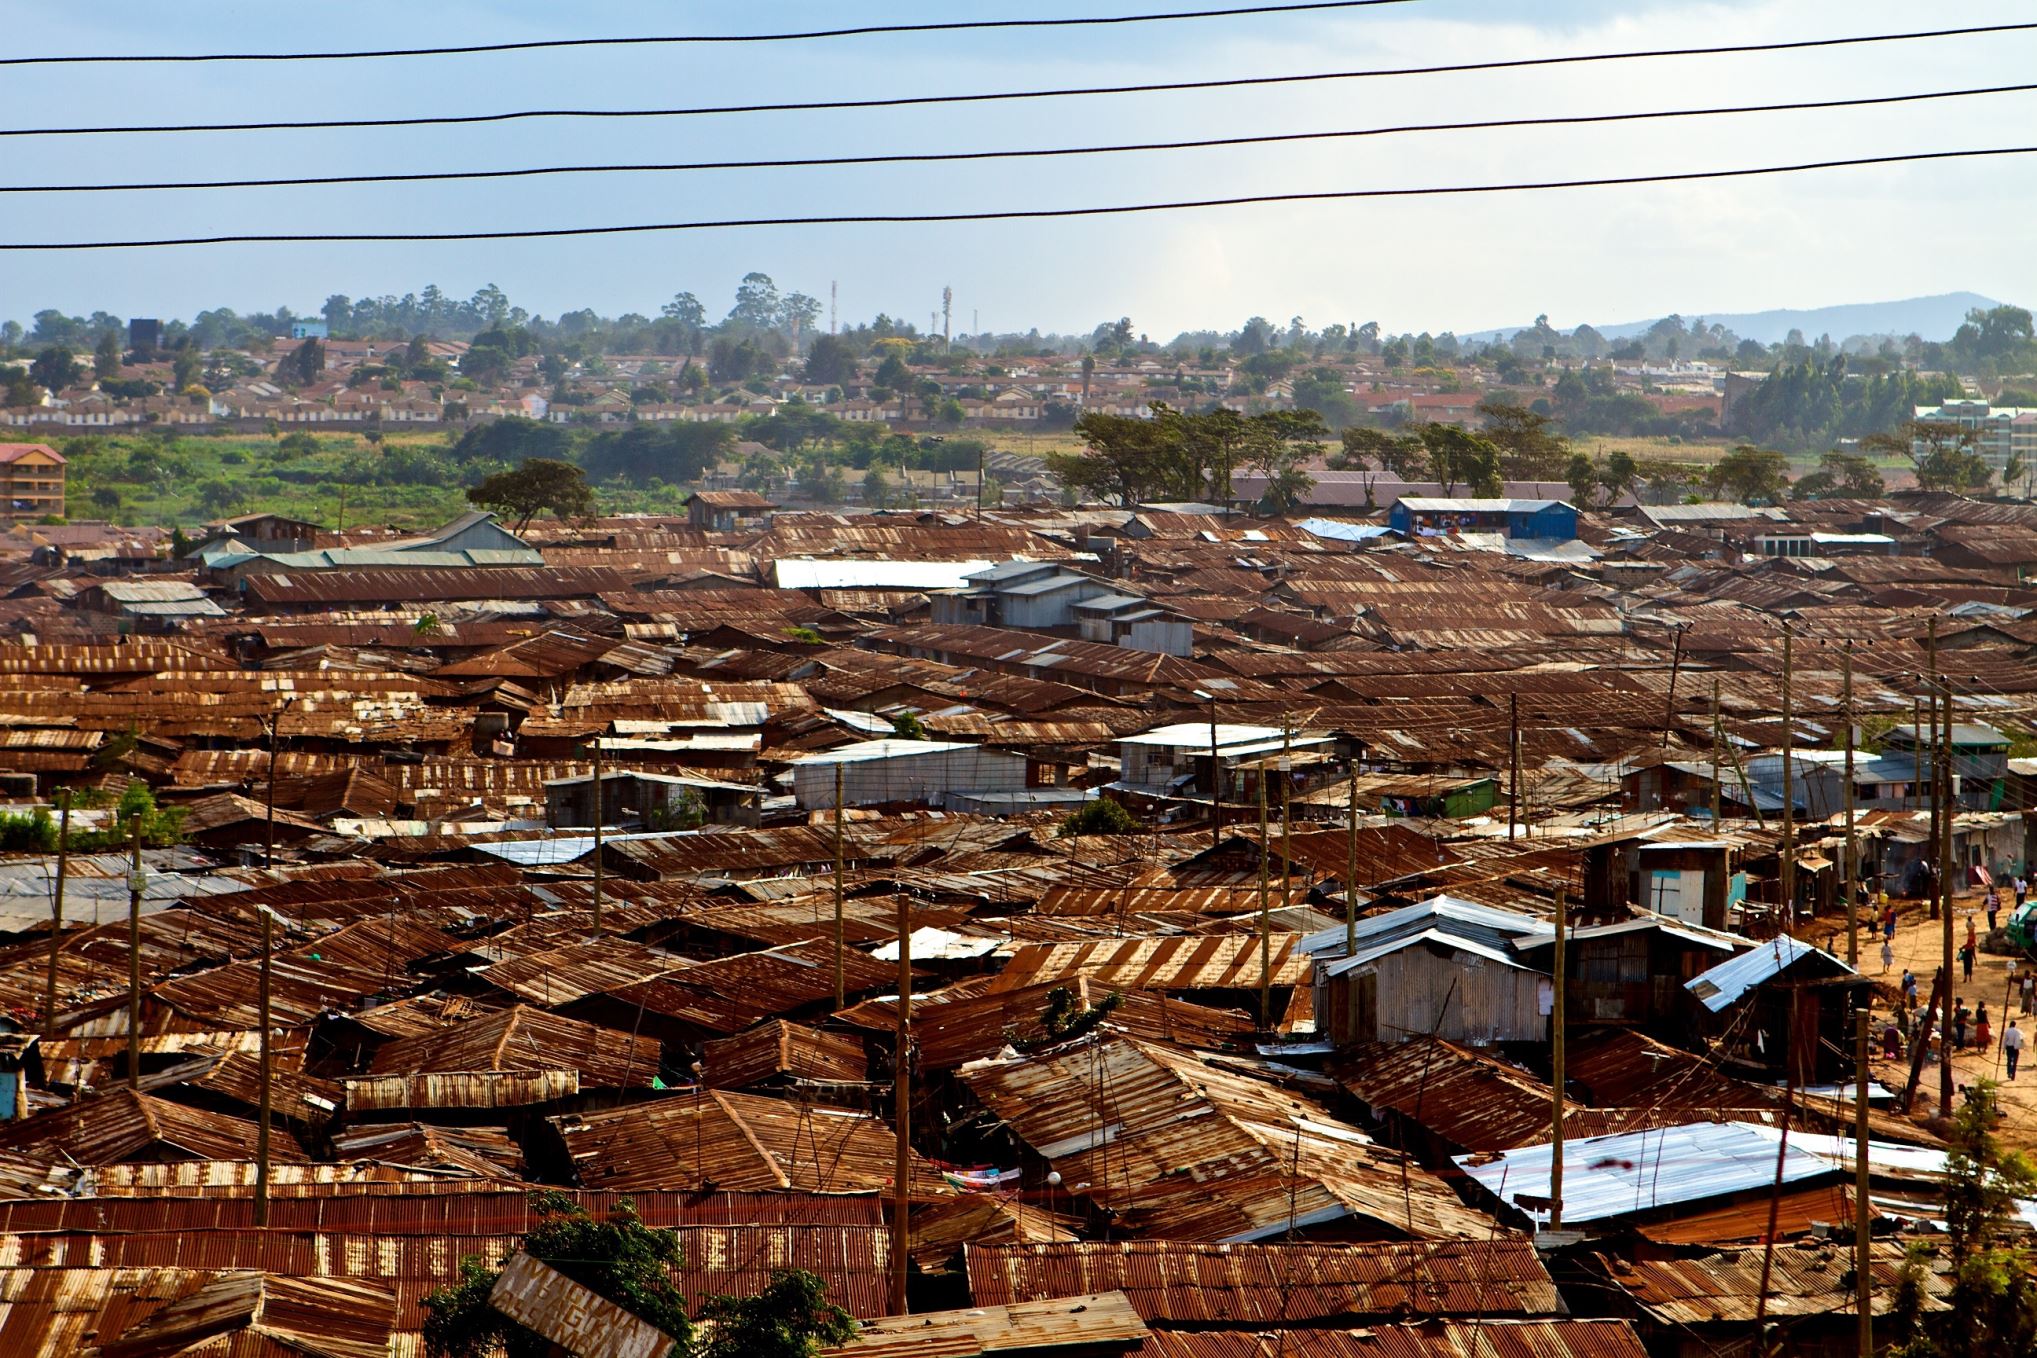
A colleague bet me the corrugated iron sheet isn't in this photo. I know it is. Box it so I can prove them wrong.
[965,1241,1557,1321]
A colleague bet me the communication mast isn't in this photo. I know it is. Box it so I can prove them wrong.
[942,286,953,345]
[829,281,837,335]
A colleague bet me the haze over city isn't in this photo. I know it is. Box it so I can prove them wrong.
[1,5,2037,1358]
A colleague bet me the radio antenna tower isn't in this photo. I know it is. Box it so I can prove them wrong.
[829,281,837,335]
[942,286,953,345]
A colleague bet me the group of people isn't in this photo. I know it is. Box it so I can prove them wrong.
[1886,968,2032,1080]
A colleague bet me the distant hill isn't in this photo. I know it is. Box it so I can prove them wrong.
[1469,292,2014,347]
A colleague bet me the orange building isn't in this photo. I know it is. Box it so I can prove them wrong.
[0,442,65,520]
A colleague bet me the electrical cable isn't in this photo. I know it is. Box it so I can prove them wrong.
[0,1,1423,66]
[4,22,2032,138]
[5,81,2029,196]
[6,145,2035,251]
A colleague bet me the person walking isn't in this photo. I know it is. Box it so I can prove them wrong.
[2021,971,2034,1017]
[1961,940,1976,982]
[1884,905,1898,943]
[1881,938,1895,974]
[1987,886,2002,933]
[1954,1001,1969,1049]
[2006,1021,2025,1080]
[1966,914,1980,956]
[1976,1002,1992,1055]
[1902,969,1918,1010]
[2017,874,2028,909]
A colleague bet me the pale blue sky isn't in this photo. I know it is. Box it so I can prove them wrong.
[1,0,2032,338]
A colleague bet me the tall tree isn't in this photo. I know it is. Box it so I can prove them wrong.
[1704,444,1792,503]
[1864,420,1992,494]
[1477,399,1570,479]
[466,458,594,531]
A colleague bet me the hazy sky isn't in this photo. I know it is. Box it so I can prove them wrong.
[3,0,2033,338]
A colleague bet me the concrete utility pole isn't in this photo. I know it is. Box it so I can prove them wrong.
[1842,642,1858,966]
[1927,621,1940,917]
[43,793,70,1041]
[1279,719,1294,922]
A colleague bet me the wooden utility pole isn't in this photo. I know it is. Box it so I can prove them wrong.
[1779,629,1795,925]
[1208,699,1222,849]
[1901,968,1945,1112]
[1549,885,1567,1231]
[1843,642,1858,967]
[1753,989,1801,1340]
[1508,694,1520,843]
[1927,622,1940,916]
[1279,720,1293,921]
[125,821,142,1091]
[1911,695,1923,815]
[1660,627,1683,749]
[1256,769,1272,1030]
[1855,1006,1873,1358]
[42,793,70,1041]
[834,762,846,1009]
[890,890,912,1316]
[1709,679,1724,825]
[590,738,604,935]
[1939,644,1957,1118]
[1345,764,1360,960]
[255,904,274,1226]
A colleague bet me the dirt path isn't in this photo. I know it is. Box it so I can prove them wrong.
[1841,891,2037,1138]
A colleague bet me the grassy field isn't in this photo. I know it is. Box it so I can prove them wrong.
[55,431,472,532]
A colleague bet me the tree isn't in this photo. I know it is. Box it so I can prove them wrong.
[1051,411,1174,506]
[277,337,325,387]
[1705,445,1791,503]
[1888,1081,2037,1358]
[696,1268,854,1358]
[28,346,80,394]
[1565,452,1598,509]
[1478,400,1570,479]
[728,272,781,330]
[802,334,858,386]
[467,458,595,531]
[1417,424,1503,497]
[449,416,569,465]
[1865,420,1992,494]
[1058,798,1142,837]
[93,330,123,379]
[423,1193,694,1358]
[1336,427,1427,481]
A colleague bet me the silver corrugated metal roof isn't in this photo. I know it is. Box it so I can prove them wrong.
[1456,1121,1836,1225]
[1685,934,1852,1013]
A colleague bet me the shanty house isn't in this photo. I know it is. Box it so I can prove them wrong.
[1389,498,1579,542]
[1115,722,1335,800]
[791,738,1034,810]
[1312,896,1553,1046]
[1514,912,1742,1027]
[1684,934,1867,1084]
[685,489,777,531]
[543,768,763,829]
[932,560,1118,629]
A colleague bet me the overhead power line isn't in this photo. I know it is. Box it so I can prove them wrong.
[0,1,1420,66]
[5,82,2030,195]
[5,144,2032,251]
[4,22,2032,138]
